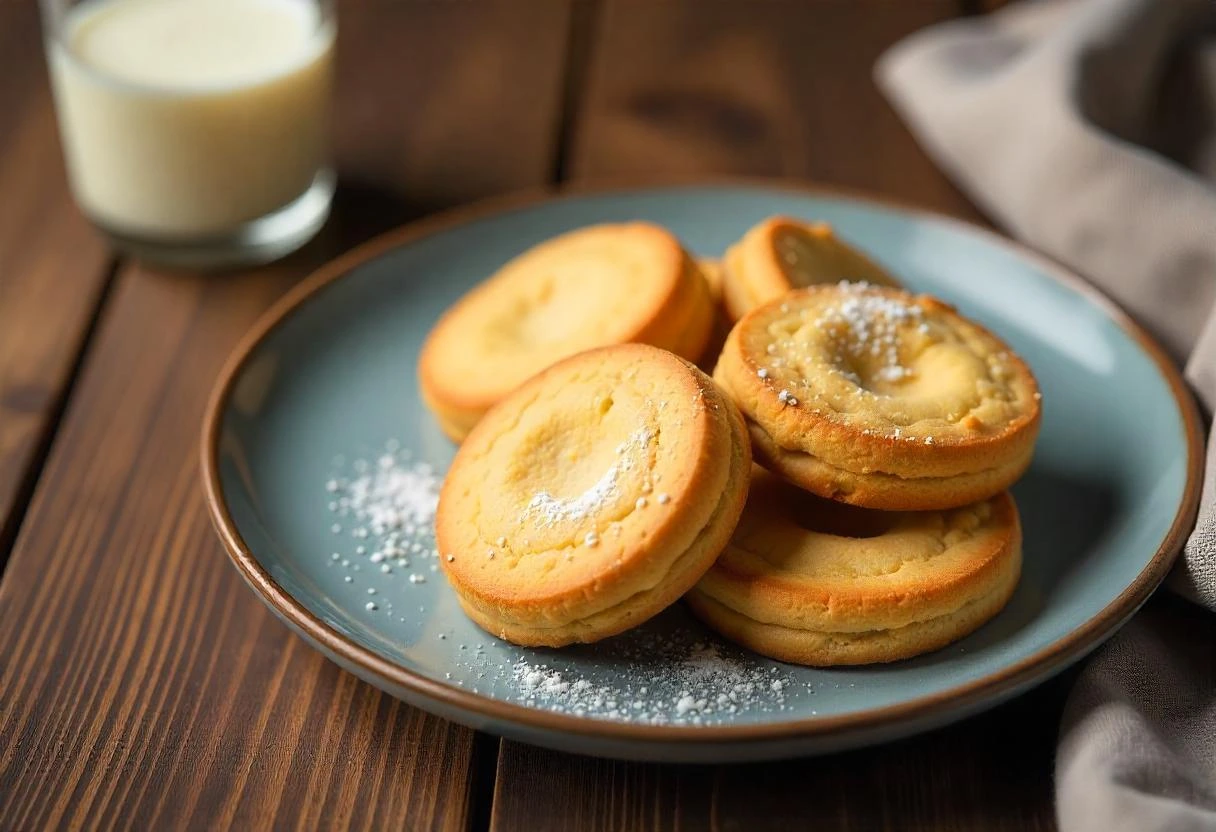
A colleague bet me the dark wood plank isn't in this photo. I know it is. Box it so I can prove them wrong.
[491,680,1067,832]
[569,0,983,220]
[0,2,112,556]
[0,266,481,832]
[495,3,1058,830]
[0,1,571,827]
[332,0,570,213]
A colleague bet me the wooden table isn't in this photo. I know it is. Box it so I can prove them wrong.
[0,1,1065,828]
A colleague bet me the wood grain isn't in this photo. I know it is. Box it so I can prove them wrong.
[0,3,112,557]
[0,0,1063,829]
[332,0,571,217]
[0,265,484,831]
[494,3,1058,830]
[568,0,984,221]
[0,2,570,828]
[491,679,1067,832]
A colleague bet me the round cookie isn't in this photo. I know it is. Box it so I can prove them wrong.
[714,283,1041,510]
[694,257,733,373]
[419,223,713,442]
[721,216,901,321]
[670,255,717,365]
[436,343,752,647]
[687,469,1022,666]
[696,257,725,305]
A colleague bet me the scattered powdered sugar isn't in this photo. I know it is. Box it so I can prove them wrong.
[814,281,924,384]
[875,365,914,382]
[325,441,443,603]
[333,450,440,538]
[522,427,653,528]
[324,444,814,725]
[500,636,812,724]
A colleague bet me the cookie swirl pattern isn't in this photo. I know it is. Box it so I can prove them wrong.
[715,283,1041,509]
[436,344,752,646]
[419,222,714,441]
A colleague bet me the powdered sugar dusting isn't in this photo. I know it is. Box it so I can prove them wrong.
[322,443,818,726]
[522,427,653,528]
[344,456,440,535]
[502,636,811,724]
[325,442,443,604]
[815,281,923,384]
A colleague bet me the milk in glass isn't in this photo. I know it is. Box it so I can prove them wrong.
[47,0,334,255]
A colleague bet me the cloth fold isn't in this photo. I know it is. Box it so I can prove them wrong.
[876,1,1216,829]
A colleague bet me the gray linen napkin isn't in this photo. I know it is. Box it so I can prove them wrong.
[875,1,1216,829]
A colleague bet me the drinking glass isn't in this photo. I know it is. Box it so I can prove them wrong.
[41,0,336,268]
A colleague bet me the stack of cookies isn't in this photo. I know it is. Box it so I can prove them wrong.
[422,216,1041,666]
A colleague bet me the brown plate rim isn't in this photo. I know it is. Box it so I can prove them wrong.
[200,178,1205,747]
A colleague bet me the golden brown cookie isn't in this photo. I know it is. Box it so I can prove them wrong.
[436,343,752,646]
[694,257,733,373]
[697,257,725,305]
[714,283,1041,510]
[687,469,1022,666]
[419,223,713,441]
[669,255,717,365]
[721,216,901,321]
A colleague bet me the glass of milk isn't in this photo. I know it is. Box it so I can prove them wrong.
[41,0,336,268]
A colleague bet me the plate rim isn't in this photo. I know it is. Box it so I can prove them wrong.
[200,178,1205,747]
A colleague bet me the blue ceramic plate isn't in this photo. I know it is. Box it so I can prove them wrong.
[203,184,1202,762]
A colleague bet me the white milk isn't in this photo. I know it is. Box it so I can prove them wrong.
[48,0,334,237]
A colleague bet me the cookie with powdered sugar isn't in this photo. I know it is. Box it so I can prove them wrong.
[436,343,751,647]
[714,283,1041,510]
